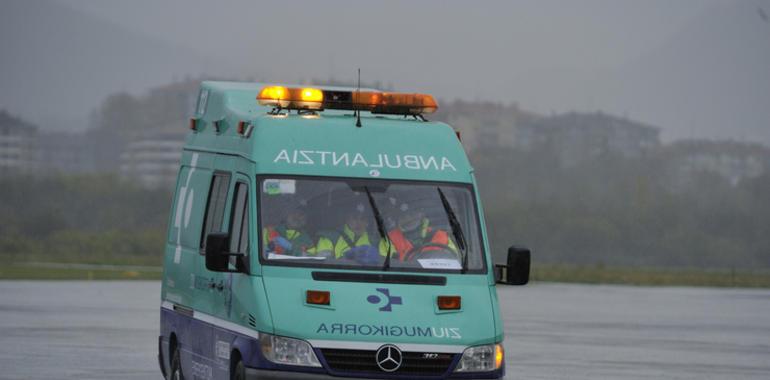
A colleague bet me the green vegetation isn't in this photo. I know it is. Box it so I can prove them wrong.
[472,146,770,270]
[532,264,770,288]
[0,263,161,280]
[2,86,769,284]
[2,149,770,285]
[0,174,171,268]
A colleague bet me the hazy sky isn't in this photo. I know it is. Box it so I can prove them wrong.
[57,0,720,94]
[2,0,769,143]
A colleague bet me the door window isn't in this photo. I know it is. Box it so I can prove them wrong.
[200,173,231,252]
[229,182,250,255]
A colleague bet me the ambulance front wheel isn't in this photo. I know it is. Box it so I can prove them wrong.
[170,347,184,380]
[232,359,246,380]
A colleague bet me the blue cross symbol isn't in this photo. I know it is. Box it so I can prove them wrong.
[366,288,403,312]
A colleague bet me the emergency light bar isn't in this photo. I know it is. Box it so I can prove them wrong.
[257,86,438,116]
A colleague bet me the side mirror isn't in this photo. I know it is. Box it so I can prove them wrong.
[205,232,249,273]
[495,246,530,285]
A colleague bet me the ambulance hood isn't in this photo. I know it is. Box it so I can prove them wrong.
[261,267,498,350]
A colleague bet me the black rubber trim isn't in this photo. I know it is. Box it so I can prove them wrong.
[158,336,166,378]
[312,271,446,286]
[173,304,194,318]
[245,368,361,380]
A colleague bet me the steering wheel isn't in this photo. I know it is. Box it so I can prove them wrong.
[405,242,458,261]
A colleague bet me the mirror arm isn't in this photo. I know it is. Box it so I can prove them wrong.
[221,251,250,274]
[494,264,508,284]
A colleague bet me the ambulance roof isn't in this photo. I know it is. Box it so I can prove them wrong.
[184,81,473,183]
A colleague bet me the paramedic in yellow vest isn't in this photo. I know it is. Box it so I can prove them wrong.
[313,203,393,261]
[262,202,314,256]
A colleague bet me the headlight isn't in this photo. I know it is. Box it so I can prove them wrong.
[454,343,504,372]
[260,333,321,367]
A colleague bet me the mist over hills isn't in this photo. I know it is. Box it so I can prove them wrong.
[1,0,768,146]
[0,0,220,132]
[601,0,770,143]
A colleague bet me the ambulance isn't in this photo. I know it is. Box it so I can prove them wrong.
[159,81,530,380]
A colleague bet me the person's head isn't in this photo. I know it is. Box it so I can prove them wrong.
[285,200,308,229]
[346,203,369,234]
[396,201,424,233]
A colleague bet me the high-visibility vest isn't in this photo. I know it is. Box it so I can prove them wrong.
[312,225,396,258]
[262,226,312,255]
[314,225,384,258]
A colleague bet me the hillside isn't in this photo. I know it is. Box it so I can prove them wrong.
[0,0,218,132]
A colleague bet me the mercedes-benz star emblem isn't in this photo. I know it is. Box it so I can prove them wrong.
[375,344,403,372]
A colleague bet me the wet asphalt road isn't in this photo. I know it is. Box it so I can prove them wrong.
[0,281,768,380]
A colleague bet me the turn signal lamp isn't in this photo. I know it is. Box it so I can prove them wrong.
[437,295,461,310]
[306,290,330,306]
[257,86,438,116]
[495,344,504,369]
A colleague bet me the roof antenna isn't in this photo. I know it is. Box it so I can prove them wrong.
[355,68,362,128]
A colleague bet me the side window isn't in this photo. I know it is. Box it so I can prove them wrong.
[229,182,250,256]
[196,89,209,116]
[200,172,231,252]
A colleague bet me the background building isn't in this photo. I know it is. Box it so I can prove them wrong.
[0,110,38,175]
[664,140,770,187]
[513,111,661,166]
[119,126,185,189]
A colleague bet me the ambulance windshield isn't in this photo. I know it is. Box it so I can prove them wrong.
[259,177,486,273]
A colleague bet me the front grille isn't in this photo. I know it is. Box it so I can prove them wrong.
[320,348,455,376]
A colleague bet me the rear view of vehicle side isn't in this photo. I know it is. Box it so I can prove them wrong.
[159,81,530,379]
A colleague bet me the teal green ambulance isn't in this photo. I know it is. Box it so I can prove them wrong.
[159,81,530,380]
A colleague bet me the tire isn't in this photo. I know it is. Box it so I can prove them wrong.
[170,347,184,380]
[232,360,246,380]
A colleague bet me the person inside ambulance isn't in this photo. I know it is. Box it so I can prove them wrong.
[386,198,459,262]
[312,202,384,264]
[262,200,314,256]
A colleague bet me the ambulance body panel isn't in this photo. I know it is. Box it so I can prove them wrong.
[159,81,527,380]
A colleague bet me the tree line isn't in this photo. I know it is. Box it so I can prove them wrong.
[2,79,768,270]
[472,145,770,269]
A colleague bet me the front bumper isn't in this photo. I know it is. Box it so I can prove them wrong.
[246,368,386,380]
[245,367,503,380]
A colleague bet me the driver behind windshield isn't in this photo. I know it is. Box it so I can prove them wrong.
[386,198,458,261]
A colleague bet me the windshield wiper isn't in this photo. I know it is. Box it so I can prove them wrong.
[364,187,392,271]
[437,187,468,273]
